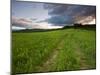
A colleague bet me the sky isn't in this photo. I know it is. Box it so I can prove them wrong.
[11,0,96,29]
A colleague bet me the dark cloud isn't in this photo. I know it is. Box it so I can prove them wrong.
[47,15,74,25]
[43,3,96,25]
[44,4,69,15]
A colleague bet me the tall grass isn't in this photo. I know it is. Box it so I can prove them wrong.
[12,27,96,74]
[48,29,96,72]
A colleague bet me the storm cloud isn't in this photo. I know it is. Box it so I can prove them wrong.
[43,3,96,25]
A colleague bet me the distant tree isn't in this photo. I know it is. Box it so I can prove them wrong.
[74,23,82,27]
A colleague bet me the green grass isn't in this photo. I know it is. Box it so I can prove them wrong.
[12,27,96,74]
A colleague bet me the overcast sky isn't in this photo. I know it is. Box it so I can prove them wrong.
[12,0,96,29]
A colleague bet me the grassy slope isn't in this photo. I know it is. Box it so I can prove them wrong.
[12,27,96,74]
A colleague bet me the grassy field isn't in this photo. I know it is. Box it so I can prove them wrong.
[12,26,96,74]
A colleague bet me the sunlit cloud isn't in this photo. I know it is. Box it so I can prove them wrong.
[12,16,63,29]
[86,19,96,24]
[12,16,33,28]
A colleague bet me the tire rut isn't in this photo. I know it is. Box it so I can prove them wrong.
[37,33,68,72]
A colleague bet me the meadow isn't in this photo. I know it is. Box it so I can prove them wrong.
[12,26,96,74]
